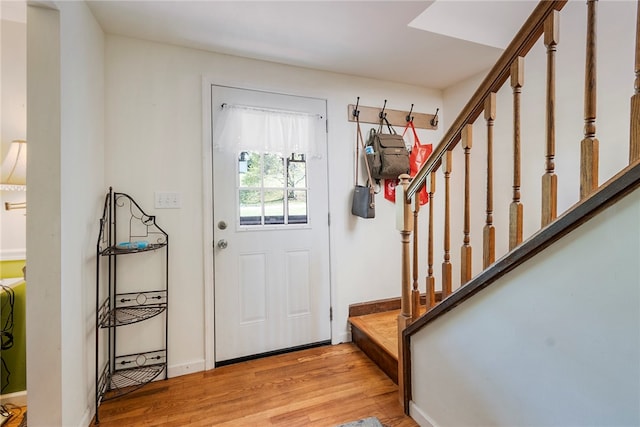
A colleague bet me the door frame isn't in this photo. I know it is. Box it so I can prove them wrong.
[201,78,333,370]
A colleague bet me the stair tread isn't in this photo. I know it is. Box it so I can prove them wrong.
[349,309,401,360]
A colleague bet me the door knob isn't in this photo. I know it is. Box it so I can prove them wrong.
[217,239,228,249]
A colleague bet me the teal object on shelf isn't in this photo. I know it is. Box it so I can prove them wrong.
[115,241,149,250]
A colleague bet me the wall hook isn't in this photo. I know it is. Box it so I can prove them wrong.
[353,96,360,118]
[406,104,414,122]
[379,99,387,120]
[430,108,439,127]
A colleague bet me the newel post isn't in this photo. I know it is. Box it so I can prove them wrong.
[396,173,413,405]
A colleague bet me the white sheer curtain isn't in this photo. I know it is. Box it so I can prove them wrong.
[213,104,322,158]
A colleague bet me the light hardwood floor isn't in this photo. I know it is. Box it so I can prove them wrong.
[93,343,418,426]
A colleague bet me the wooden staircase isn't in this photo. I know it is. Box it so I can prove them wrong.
[348,0,640,414]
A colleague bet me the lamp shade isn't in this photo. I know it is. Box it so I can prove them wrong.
[1,140,27,190]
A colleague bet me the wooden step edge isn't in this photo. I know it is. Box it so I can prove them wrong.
[349,319,398,384]
[348,314,398,359]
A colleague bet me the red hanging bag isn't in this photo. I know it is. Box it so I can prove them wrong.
[407,120,432,205]
[383,120,432,204]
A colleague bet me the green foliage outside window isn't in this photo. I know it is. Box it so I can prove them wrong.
[239,152,306,204]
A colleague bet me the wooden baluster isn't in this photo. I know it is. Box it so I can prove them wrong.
[542,11,559,227]
[581,0,599,198]
[426,171,436,308]
[484,93,496,268]
[442,151,453,297]
[510,57,525,249]
[397,173,412,406]
[411,191,421,322]
[461,124,473,285]
[630,0,640,163]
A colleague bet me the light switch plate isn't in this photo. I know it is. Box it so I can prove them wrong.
[155,191,181,209]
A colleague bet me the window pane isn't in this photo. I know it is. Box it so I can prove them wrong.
[264,189,284,224]
[237,152,309,228]
[238,151,261,187]
[239,189,262,225]
[288,190,307,224]
[263,153,285,187]
[288,157,306,188]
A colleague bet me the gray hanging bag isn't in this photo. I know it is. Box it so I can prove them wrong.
[351,115,375,219]
[366,116,410,181]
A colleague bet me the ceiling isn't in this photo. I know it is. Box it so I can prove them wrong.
[3,0,539,90]
[86,0,539,90]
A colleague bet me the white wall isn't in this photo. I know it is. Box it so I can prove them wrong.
[26,6,62,425]
[104,34,443,371]
[59,1,104,425]
[27,2,104,425]
[0,18,27,258]
[410,187,640,427]
[428,0,635,292]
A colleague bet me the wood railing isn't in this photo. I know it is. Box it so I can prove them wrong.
[396,0,640,410]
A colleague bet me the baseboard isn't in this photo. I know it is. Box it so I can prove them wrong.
[349,297,402,317]
[167,359,205,378]
[409,401,437,427]
[348,293,442,317]
[0,390,26,406]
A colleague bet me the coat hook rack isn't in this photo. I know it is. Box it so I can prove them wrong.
[430,108,439,127]
[347,101,438,130]
[406,104,414,122]
[379,99,387,120]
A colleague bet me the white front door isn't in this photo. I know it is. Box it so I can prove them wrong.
[211,86,331,364]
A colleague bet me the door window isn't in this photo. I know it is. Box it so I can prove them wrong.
[238,151,308,226]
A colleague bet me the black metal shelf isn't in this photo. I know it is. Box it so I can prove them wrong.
[98,303,167,328]
[97,291,168,328]
[100,242,167,256]
[95,188,169,424]
[97,350,167,403]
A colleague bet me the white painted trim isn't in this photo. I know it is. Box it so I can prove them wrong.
[0,390,27,406]
[0,249,26,261]
[202,76,216,371]
[410,400,438,427]
[168,359,206,378]
[25,1,58,11]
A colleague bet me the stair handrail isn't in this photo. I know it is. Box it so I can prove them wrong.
[407,0,568,200]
